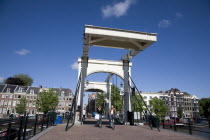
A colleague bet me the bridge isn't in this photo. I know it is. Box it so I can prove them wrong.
[69,25,157,126]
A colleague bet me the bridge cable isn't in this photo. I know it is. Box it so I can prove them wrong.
[128,75,160,132]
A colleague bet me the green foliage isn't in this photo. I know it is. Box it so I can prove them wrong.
[131,94,145,113]
[111,84,122,111]
[14,74,33,86]
[177,107,183,118]
[95,92,106,113]
[36,89,59,114]
[149,97,169,118]
[15,97,27,114]
[5,77,24,85]
[198,98,210,118]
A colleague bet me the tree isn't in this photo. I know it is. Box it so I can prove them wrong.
[177,107,183,119]
[131,94,146,113]
[5,77,24,85]
[95,92,106,113]
[149,97,169,118]
[14,74,33,86]
[198,98,210,118]
[36,89,59,114]
[111,84,122,111]
[16,97,27,114]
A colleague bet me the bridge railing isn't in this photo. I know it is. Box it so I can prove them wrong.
[65,73,82,131]
[161,117,210,139]
[0,112,53,140]
[128,75,160,131]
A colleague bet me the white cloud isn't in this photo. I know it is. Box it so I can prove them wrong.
[176,12,183,18]
[158,19,171,28]
[0,77,4,83]
[71,61,78,70]
[102,0,135,18]
[15,49,31,55]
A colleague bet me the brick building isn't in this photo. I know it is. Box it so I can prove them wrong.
[0,84,73,116]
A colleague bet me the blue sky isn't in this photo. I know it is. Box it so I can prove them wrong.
[0,0,210,100]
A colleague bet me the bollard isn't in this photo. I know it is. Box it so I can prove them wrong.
[34,114,38,136]
[162,119,165,129]
[188,118,192,135]
[6,123,12,140]
[23,114,29,140]
[41,114,45,131]
[174,117,177,132]
[149,116,153,130]
[46,114,49,128]
[62,113,64,124]
[208,119,210,128]
[18,116,24,140]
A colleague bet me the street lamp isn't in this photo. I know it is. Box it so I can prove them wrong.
[120,82,123,88]
[86,80,89,86]
[120,82,124,113]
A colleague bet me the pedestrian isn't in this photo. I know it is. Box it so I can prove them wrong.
[97,106,103,119]
[83,108,86,121]
[109,105,117,127]
[50,110,57,126]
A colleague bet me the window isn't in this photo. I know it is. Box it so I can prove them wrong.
[18,95,21,98]
[150,96,152,99]
[30,89,34,94]
[18,87,23,92]
[4,101,7,106]
[13,101,16,106]
[8,100,12,106]
[61,91,65,97]
[144,96,147,100]
[7,88,11,93]
[1,100,4,106]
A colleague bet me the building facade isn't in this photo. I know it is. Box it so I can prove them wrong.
[140,88,199,118]
[183,93,199,118]
[0,84,73,116]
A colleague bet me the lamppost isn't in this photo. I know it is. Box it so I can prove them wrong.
[104,98,109,118]
[120,82,124,113]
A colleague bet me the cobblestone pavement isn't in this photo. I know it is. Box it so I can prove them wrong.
[38,119,205,140]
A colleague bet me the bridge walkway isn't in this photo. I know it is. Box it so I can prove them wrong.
[36,119,205,140]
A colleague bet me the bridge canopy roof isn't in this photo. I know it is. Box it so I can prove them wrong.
[84,25,157,51]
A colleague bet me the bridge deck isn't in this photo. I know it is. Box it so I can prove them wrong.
[37,119,204,140]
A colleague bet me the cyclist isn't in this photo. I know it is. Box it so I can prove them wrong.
[96,106,103,126]
[109,105,117,127]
